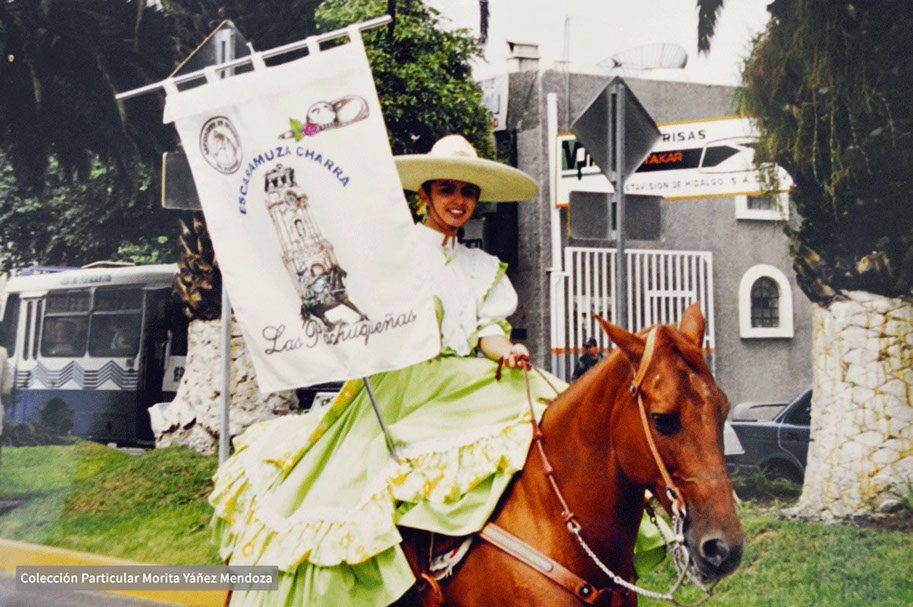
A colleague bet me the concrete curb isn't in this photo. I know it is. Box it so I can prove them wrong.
[0,538,227,607]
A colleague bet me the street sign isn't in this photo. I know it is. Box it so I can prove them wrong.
[162,152,201,210]
[556,118,794,206]
[173,20,253,87]
[571,77,661,179]
[568,192,661,241]
[570,77,660,331]
[480,75,509,132]
[162,21,250,211]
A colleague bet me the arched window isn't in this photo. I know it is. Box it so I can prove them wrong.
[739,265,794,338]
[750,277,779,328]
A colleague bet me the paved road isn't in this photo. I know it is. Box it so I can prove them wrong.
[0,572,171,607]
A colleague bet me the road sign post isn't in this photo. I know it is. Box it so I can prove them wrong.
[614,81,627,330]
[571,78,660,329]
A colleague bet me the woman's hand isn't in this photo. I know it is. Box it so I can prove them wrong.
[479,335,531,369]
[501,342,530,369]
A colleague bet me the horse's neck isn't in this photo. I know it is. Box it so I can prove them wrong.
[544,353,646,535]
[498,354,645,576]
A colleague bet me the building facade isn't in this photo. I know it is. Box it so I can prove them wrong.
[475,68,812,406]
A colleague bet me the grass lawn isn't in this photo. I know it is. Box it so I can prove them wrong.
[1,444,911,605]
[0,442,220,566]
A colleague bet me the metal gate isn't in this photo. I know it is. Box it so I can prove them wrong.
[551,247,715,380]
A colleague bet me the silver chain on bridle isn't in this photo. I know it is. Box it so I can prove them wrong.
[560,327,718,606]
[565,495,717,606]
[521,327,721,606]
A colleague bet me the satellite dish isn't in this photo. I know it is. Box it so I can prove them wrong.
[598,42,688,72]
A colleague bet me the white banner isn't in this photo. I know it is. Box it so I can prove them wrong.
[164,31,439,392]
[556,116,793,206]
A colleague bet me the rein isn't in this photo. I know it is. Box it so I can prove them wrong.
[484,329,716,606]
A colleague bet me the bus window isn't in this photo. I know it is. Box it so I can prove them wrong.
[42,317,88,357]
[89,288,143,358]
[23,301,33,360]
[41,291,90,358]
[34,300,44,359]
[3,295,21,356]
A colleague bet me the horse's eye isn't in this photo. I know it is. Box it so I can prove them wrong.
[651,413,680,436]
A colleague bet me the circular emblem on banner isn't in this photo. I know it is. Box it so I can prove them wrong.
[199,116,242,174]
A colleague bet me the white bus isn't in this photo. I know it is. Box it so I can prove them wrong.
[0,264,188,447]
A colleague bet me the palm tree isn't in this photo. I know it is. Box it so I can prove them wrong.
[696,0,725,53]
[0,0,175,192]
[699,0,913,519]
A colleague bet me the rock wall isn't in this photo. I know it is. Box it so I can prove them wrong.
[795,292,913,519]
[149,319,298,455]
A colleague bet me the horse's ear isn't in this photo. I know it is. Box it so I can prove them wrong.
[679,303,706,346]
[595,315,645,363]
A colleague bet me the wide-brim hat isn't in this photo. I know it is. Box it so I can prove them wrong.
[395,134,538,202]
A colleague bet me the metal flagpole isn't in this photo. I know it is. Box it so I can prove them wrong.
[219,290,232,464]
[115,15,392,101]
[363,377,399,459]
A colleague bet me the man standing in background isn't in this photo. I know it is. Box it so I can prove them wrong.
[572,337,603,381]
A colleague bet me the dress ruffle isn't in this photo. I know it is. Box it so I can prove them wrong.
[209,403,539,572]
[209,356,560,607]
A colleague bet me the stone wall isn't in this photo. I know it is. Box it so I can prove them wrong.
[795,292,913,519]
[148,319,298,455]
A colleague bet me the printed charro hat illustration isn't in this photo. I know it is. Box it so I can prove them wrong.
[279,95,370,140]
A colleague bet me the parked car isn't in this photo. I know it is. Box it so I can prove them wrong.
[726,387,812,483]
[296,381,343,412]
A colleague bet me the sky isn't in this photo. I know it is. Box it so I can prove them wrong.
[426,0,772,86]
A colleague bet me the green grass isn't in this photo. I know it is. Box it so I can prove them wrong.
[0,442,220,565]
[637,475,913,607]
[639,505,913,606]
[1,444,911,604]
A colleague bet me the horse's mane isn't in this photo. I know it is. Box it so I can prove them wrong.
[545,322,711,419]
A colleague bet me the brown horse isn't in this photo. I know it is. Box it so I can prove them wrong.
[405,304,744,606]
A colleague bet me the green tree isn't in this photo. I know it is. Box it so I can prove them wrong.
[0,0,181,267]
[0,156,176,269]
[0,0,175,191]
[318,0,493,157]
[740,0,913,302]
[700,0,913,519]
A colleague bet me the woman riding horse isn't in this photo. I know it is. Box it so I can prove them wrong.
[208,135,666,606]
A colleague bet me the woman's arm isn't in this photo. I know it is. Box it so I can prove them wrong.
[479,334,530,369]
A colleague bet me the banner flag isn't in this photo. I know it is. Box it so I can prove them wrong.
[163,29,439,392]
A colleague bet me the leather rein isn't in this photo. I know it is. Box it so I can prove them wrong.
[485,328,693,605]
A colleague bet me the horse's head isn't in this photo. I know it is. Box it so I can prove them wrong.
[596,304,744,581]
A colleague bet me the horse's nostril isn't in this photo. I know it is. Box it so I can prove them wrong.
[700,537,730,568]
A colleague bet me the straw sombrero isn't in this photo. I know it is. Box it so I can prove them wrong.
[395,135,538,202]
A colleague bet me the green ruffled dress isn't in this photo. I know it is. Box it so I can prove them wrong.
[209,225,665,606]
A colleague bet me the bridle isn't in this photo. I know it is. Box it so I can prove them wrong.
[630,329,687,522]
[486,328,717,606]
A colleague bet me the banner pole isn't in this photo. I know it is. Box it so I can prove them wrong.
[218,290,232,464]
[116,15,392,101]
[362,377,399,459]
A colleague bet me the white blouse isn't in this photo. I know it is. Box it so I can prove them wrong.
[413,223,518,356]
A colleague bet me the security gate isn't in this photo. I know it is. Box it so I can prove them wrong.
[551,247,715,380]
